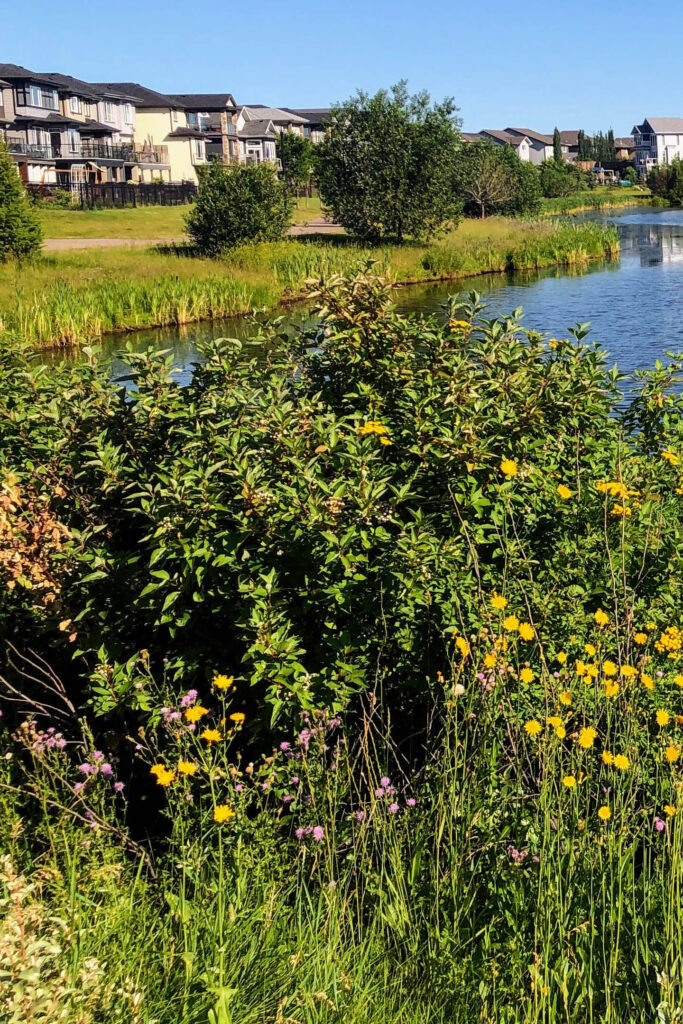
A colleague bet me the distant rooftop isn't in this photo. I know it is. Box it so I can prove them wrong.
[169,93,236,111]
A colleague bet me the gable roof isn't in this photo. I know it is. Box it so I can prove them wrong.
[282,107,331,123]
[635,117,683,135]
[614,136,634,148]
[238,118,276,138]
[36,72,102,101]
[480,129,527,148]
[241,105,308,124]
[505,127,553,145]
[92,82,178,108]
[460,131,483,142]
[0,62,60,87]
[559,130,581,146]
[169,93,236,110]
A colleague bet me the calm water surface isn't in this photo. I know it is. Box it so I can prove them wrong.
[58,207,683,384]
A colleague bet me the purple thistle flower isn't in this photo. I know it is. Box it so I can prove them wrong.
[299,729,312,751]
[356,810,365,821]
[295,828,305,840]
[181,689,198,708]
[74,782,85,793]
[57,739,67,750]
[91,751,104,763]
[304,795,312,804]
[282,794,294,804]
[406,798,416,807]
[655,816,666,832]
[290,776,300,785]
[78,763,93,775]
[380,776,391,788]
[114,781,125,793]
[312,825,324,842]
[280,741,291,751]
[374,787,385,798]
[100,763,113,779]
[234,784,244,793]
[389,802,399,814]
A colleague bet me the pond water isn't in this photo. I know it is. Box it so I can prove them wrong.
[53,207,683,384]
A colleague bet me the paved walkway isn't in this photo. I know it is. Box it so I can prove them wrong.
[43,218,344,251]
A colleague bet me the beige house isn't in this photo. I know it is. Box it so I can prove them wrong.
[95,82,207,183]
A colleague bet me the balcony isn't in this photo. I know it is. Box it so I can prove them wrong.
[7,139,169,164]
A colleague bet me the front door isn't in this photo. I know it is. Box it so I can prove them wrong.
[50,131,61,157]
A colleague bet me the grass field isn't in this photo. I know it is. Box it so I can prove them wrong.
[540,186,652,216]
[38,196,325,239]
[0,217,618,349]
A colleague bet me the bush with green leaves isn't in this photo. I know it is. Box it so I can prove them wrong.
[454,139,541,217]
[539,158,587,198]
[315,81,462,242]
[0,138,42,261]
[648,158,683,205]
[185,160,292,255]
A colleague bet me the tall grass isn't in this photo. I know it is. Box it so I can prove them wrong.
[540,187,652,217]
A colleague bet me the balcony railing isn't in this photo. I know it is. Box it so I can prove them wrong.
[7,140,169,163]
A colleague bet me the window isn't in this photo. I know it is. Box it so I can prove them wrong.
[68,129,80,154]
[16,83,59,109]
[104,102,115,121]
[187,112,197,127]
[124,104,133,123]
[193,139,204,160]
[172,109,179,124]
[70,96,81,114]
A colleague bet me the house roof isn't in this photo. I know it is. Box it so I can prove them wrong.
[11,112,84,127]
[0,63,59,87]
[634,117,683,135]
[460,131,482,142]
[169,93,236,111]
[241,105,308,125]
[36,72,102,101]
[167,126,206,138]
[238,118,276,138]
[480,129,527,148]
[614,136,634,148]
[505,127,553,145]
[282,107,331,124]
[92,82,178,108]
[0,79,10,87]
[559,130,581,146]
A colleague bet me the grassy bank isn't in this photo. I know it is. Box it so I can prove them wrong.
[541,186,652,216]
[0,217,618,349]
[38,195,324,239]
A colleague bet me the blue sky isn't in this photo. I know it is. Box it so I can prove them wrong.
[4,0,681,135]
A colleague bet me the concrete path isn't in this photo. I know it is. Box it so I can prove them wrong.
[43,218,343,251]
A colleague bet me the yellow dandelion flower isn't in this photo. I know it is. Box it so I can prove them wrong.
[584,643,596,657]
[604,680,620,698]
[598,805,611,821]
[578,727,597,749]
[201,728,222,743]
[602,751,614,765]
[177,760,197,776]
[491,593,508,610]
[602,660,618,676]
[500,458,518,477]
[675,675,683,688]
[185,705,209,723]
[520,667,534,684]
[547,716,562,728]
[213,674,234,690]
[634,632,648,645]
[213,804,235,823]
[503,615,520,632]
[559,690,572,706]
[359,421,388,436]
[656,710,671,727]
[455,636,470,657]
[614,754,630,770]
[575,659,587,676]
[594,608,609,626]
[665,805,677,816]
[518,622,535,642]
[665,745,681,763]
[484,652,497,668]
[621,665,637,677]
[557,484,573,499]
[229,712,246,724]
[524,719,542,737]
[555,725,566,739]
[154,767,175,788]
[150,764,165,777]
[662,451,679,465]
[641,673,654,691]
[379,436,393,446]
[557,651,567,664]
[563,775,576,788]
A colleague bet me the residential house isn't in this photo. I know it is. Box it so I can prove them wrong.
[504,128,558,165]
[558,131,582,162]
[631,118,683,174]
[282,108,331,143]
[233,106,309,164]
[614,137,635,161]
[238,105,309,136]
[95,82,207,183]
[478,129,532,162]
[0,63,170,185]
[169,93,239,163]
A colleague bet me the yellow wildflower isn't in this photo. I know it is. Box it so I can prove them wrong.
[575,659,587,676]
[578,727,597,749]
[604,680,620,698]
[584,643,596,657]
[634,632,648,645]
[484,652,497,668]
[598,805,611,821]
[201,728,222,743]
[503,615,520,632]
[602,660,617,676]
[620,665,637,677]
[594,608,609,626]
[229,712,246,724]
[665,745,681,763]
[662,451,679,465]
[614,754,630,770]
[602,751,614,765]
[379,436,392,446]
[455,636,470,657]
[555,725,566,739]
[213,674,234,690]
[675,675,683,688]
[610,503,631,517]
[656,710,671,727]
[547,716,562,729]
[557,651,567,664]
[213,804,235,823]
[154,767,175,788]
[359,421,388,436]
[520,667,534,684]
[559,690,572,706]
[150,764,165,777]
[491,593,508,611]
[177,760,197,776]
[185,705,209,723]
[500,459,518,477]
[518,622,535,641]
[563,775,576,788]
[557,484,573,499]
[665,805,677,817]
[641,673,654,691]
[524,720,542,737]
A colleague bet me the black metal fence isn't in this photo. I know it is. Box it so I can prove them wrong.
[26,181,197,208]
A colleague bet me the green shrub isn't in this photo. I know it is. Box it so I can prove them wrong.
[186,160,292,255]
[0,138,43,261]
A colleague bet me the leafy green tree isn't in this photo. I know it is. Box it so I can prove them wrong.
[315,82,463,242]
[0,139,42,262]
[553,127,563,164]
[648,158,683,204]
[276,131,315,193]
[455,141,540,217]
[186,160,292,256]
[624,166,637,185]
[577,129,589,160]
[539,159,584,198]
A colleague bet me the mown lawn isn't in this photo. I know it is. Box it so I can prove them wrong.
[38,196,325,239]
